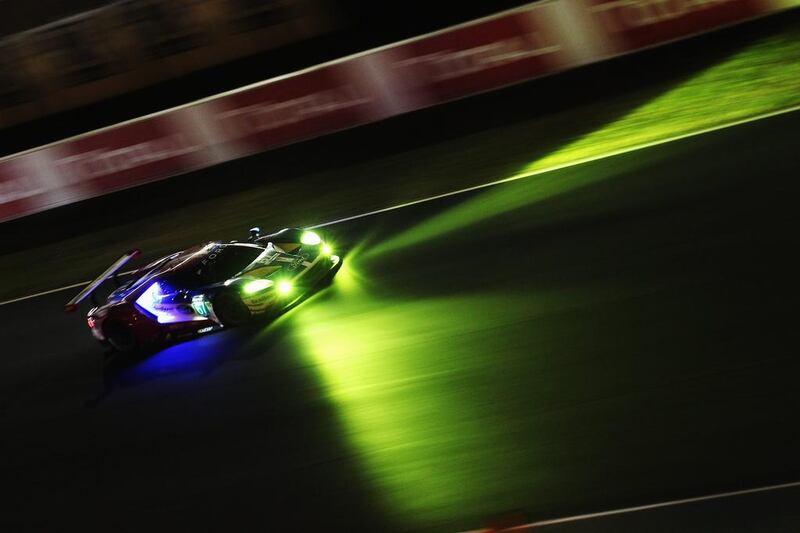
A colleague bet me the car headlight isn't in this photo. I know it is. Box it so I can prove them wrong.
[242,279,273,294]
[301,231,321,245]
[276,279,293,296]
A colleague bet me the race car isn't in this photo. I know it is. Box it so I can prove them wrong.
[64,227,341,352]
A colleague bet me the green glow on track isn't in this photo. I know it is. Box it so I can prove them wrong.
[289,284,514,523]
[280,249,609,527]
[524,28,800,174]
[274,229,716,528]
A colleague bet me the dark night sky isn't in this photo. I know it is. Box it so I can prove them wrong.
[0,0,110,36]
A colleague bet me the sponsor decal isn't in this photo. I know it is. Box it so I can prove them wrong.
[208,66,375,151]
[0,165,45,203]
[391,9,566,101]
[245,266,280,278]
[54,134,199,183]
[253,249,280,265]
[216,85,371,137]
[0,154,55,221]
[586,0,766,49]
[197,244,227,270]
[45,116,206,202]
[394,31,560,83]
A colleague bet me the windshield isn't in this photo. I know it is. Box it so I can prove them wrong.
[161,244,264,290]
[122,244,264,296]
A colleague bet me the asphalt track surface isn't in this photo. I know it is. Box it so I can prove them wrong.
[1,110,799,532]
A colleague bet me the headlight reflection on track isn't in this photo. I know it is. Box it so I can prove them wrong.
[285,251,542,527]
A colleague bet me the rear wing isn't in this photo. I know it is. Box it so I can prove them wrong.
[64,250,140,313]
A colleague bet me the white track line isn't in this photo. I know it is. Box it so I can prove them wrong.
[0,281,91,306]
[2,104,799,309]
[311,103,800,229]
[0,268,138,307]
[461,480,800,532]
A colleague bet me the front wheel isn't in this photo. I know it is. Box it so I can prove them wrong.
[318,257,343,288]
[213,292,251,327]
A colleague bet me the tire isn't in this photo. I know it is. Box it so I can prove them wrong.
[104,320,138,353]
[213,292,251,327]
[318,257,343,288]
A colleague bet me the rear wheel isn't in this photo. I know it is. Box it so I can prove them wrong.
[104,320,138,353]
[213,292,251,327]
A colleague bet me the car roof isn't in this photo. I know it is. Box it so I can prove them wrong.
[126,242,264,294]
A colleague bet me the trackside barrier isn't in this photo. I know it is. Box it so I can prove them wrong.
[1,0,796,222]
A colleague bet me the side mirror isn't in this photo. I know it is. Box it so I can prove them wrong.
[248,227,261,242]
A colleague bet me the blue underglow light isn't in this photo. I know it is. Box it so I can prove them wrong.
[127,333,229,380]
[135,282,165,318]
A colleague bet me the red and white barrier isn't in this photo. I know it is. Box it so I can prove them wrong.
[0,0,794,222]
[585,0,772,51]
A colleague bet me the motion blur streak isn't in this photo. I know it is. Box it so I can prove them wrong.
[125,332,233,381]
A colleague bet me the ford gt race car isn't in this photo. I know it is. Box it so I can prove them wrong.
[64,228,341,352]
